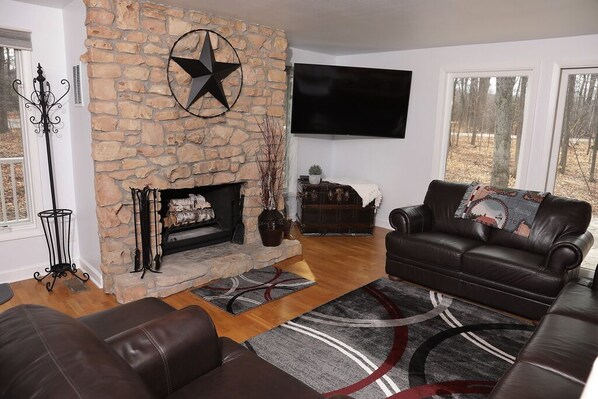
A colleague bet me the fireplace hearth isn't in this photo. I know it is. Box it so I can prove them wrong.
[159,183,243,256]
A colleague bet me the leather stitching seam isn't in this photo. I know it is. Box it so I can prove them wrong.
[23,307,83,398]
[140,326,172,394]
[519,360,586,385]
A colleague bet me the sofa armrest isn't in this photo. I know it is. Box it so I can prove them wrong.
[79,297,175,340]
[389,204,433,234]
[106,305,221,397]
[544,231,594,273]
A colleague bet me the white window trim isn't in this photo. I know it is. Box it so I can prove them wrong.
[434,66,538,189]
[0,50,44,242]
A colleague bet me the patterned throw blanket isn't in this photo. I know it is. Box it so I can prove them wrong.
[454,183,547,238]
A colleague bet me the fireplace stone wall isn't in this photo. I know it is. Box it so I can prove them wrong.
[83,0,288,292]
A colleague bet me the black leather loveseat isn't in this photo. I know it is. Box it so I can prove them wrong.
[386,180,594,319]
[0,298,351,399]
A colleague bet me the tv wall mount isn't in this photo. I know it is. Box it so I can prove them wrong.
[167,29,243,118]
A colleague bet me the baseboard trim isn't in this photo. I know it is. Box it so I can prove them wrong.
[0,258,103,289]
[77,257,103,289]
[375,215,391,230]
[0,263,45,284]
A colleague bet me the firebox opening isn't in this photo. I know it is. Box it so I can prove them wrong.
[159,183,243,256]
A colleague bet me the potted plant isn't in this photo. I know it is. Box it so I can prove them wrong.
[256,116,285,247]
[308,164,322,184]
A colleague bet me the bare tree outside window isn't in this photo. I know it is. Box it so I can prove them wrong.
[0,46,29,224]
[445,75,528,188]
[553,73,598,211]
[551,71,598,272]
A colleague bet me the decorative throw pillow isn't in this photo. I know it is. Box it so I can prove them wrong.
[455,182,547,238]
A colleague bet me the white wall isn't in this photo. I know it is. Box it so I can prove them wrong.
[292,34,598,228]
[63,0,102,286]
[287,48,336,219]
[0,0,82,283]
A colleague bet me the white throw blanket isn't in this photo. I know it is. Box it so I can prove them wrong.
[326,177,382,208]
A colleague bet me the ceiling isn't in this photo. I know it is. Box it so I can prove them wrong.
[14,0,598,55]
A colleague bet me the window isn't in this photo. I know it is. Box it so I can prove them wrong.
[0,46,29,225]
[547,68,598,273]
[0,28,39,235]
[443,73,530,187]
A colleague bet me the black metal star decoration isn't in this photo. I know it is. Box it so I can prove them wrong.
[168,30,243,117]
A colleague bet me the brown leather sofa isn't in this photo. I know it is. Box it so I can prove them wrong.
[489,275,598,398]
[0,298,350,399]
[386,180,594,319]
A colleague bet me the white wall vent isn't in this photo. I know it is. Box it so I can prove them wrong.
[72,64,82,106]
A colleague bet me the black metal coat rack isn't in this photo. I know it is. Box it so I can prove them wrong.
[13,64,89,292]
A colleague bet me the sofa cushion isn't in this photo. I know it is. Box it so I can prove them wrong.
[547,281,598,323]
[517,313,598,384]
[0,305,156,399]
[424,180,491,242]
[462,245,562,297]
[166,338,322,399]
[488,361,584,399]
[386,231,482,271]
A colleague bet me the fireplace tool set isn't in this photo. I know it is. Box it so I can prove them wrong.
[131,187,162,278]
[12,64,89,292]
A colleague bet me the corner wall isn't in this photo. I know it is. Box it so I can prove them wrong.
[63,0,102,287]
[0,0,78,283]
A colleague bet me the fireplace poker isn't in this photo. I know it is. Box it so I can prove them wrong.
[153,188,162,271]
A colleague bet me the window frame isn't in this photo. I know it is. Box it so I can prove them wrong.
[436,68,536,188]
[0,49,44,241]
[545,66,598,279]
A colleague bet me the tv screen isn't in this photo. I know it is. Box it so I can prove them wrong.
[290,63,412,138]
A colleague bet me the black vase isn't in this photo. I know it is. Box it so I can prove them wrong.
[258,209,284,247]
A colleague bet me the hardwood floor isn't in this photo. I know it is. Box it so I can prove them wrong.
[0,225,389,342]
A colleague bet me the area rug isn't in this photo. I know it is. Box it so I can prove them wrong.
[0,283,13,305]
[245,279,535,398]
[191,266,315,315]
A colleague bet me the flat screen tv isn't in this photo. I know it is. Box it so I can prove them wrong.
[290,63,412,138]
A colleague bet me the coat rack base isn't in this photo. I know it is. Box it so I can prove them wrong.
[34,263,90,292]
[35,208,89,292]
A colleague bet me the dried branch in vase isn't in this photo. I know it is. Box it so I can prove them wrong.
[257,115,285,211]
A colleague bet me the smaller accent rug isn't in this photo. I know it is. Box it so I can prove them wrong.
[0,283,13,305]
[246,279,535,398]
[191,266,315,315]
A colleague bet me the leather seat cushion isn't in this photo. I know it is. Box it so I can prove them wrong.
[516,313,598,384]
[462,245,562,297]
[166,338,322,399]
[547,281,598,323]
[0,305,156,399]
[488,361,584,399]
[386,231,482,271]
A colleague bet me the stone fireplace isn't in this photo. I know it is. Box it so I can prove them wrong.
[83,0,301,302]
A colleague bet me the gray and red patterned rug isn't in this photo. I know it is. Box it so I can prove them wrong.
[245,278,535,398]
[192,265,315,315]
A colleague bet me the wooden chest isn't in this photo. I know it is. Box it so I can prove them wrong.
[296,180,375,235]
